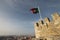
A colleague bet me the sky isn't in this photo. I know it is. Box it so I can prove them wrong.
[0,0,60,35]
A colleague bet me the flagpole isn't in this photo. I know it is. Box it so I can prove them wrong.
[38,6,42,20]
[34,0,43,20]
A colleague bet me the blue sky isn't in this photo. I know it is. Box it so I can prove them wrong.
[0,0,60,35]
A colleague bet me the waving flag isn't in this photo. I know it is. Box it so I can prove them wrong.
[30,8,39,14]
[30,7,43,20]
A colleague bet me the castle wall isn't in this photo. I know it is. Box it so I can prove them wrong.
[34,13,60,40]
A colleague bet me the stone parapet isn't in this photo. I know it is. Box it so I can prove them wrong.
[34,13,60,39]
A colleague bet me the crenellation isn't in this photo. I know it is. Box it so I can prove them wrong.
[34,13,60,39]
[44,17,50,24]
[39,20,44,25]
[36,22,39,27]
[51,12,60,21]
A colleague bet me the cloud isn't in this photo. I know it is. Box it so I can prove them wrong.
[0,12,34,35]
[4,0,17,8]
[0,0,41,35]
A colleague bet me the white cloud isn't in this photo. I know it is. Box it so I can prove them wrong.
[0,0,35,35]
[3,0,17,8]
[0,12,34,35]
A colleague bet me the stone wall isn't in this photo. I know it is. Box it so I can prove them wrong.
[34,13,60,39]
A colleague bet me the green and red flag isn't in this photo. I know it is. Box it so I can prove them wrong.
[30,8,39,14]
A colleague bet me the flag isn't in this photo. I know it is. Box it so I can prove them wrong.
[30,8,39,14]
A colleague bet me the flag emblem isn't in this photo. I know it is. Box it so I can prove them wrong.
[30,8,39,14]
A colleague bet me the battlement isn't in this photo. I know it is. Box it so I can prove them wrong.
[34,12,60,38]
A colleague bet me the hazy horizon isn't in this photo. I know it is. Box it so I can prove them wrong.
[0,0,60,35]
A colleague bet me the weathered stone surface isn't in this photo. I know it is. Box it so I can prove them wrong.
[34,13,60,40]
